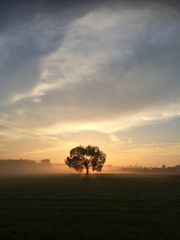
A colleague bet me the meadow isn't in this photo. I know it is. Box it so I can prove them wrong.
[0,174,180,240]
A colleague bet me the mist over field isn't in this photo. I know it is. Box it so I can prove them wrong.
[1,159,180,177]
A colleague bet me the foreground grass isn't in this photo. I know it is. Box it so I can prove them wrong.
[0,174,180,240]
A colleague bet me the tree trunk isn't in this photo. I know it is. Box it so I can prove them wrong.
[85,166,89,175]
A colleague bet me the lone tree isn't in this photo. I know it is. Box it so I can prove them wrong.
[65,145,106,175]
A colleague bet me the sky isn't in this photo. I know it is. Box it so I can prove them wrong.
[0,0,180,167]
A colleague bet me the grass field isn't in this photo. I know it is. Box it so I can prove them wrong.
[0,174,180,240]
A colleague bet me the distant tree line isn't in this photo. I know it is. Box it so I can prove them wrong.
[107,164,180,174]
[0,159,51,175]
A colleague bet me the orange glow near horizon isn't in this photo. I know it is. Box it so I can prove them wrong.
[0,2,180,169]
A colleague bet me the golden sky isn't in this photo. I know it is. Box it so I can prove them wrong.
[0,0,180,167]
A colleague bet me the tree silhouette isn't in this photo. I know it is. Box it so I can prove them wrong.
[65,145,106,175]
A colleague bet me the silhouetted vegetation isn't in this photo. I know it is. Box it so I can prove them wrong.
[107,164,180,174]
[0,159,51,175]
[65,145,106,175]
[2,159,180,176]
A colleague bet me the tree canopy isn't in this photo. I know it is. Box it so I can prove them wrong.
[65,145,106,175]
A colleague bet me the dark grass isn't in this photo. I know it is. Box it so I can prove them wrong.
[0,174,180,240]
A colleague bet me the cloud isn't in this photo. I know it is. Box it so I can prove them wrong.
[34,102,180,136]
[9,5,180,127]
[0,1,180,164]
[0,4,90,103]
[10,7,150,103]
